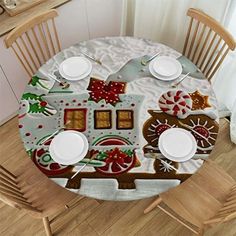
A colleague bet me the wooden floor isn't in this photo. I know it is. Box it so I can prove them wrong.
[0,117,236,236]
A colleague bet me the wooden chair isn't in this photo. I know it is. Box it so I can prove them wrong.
[0,158,84,236]
[183,8,236,81]
[144,160,236,235]
[4,10,61,77]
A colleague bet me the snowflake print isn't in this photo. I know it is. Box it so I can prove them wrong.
[159,159,175,172]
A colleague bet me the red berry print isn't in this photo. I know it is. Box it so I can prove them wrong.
[40,101,47,107]
[50,163,60,170]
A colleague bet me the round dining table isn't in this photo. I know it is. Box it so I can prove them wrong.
[18,37,219,201]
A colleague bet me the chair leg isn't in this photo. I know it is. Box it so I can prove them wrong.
[144,196,162,214]
[43,217,52,236]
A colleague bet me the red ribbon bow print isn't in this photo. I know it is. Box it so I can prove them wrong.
[87,78,127,105]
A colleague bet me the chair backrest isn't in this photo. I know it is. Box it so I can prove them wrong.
[205,184,236,225]
[183,8,236,81]
[4,10,61,77]
[0,165,41,213]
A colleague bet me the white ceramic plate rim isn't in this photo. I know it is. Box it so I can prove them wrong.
[158,128,197,162]
[59,57,92,81]
[159,139,196,162]
[149,58,182,81]
[62,57,90,78]
[152,56,182,77]
[49,130,89,165]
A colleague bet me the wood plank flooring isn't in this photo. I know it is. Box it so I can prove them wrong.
[0,117,235,235]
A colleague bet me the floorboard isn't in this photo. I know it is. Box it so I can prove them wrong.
[0,117,235,235]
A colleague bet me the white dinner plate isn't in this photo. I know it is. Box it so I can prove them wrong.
[149,56,182,81]
[59,57,92,81]
[49,130,89,165]
[158,128,197,162]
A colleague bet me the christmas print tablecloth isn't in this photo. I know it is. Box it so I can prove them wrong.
[18,37,219,201]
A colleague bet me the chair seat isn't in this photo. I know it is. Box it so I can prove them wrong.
[15,158,80,218]
[159,160,235,227]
